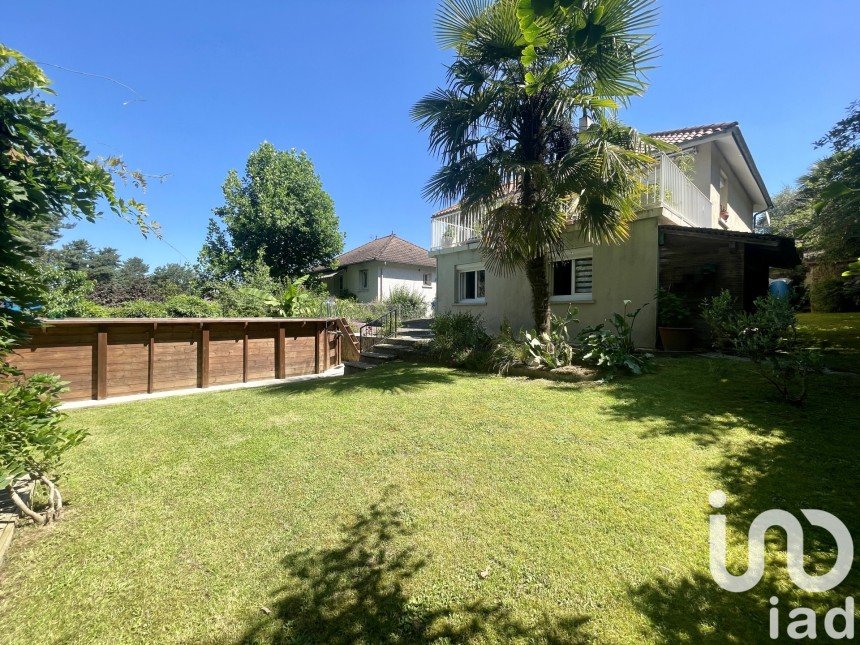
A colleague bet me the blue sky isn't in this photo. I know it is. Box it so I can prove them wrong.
[6,1,859,268]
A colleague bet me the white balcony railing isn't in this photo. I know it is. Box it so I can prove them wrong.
[430,154,713,251]
[431,210,481,251]
[640,154,712,228]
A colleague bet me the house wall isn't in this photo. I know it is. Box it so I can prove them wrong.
[434,216,659,348]
[326,261,436,312]
[684,141,754,233]
[378,262,436,314]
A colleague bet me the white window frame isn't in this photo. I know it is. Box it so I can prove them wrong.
[422,272,432,288]
[455,262,486,304]
[549,248,593,303]
[358,269,369,291]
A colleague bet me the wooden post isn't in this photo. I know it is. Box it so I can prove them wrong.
[276,323,286,379]
[96,325,108,400]
[147,323,157,394]
[242,322,249,383]
[199,324,210,388]
[314,322,322,374]
[335,322,341,366]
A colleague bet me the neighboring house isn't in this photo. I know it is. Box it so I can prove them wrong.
[317,234,437,307]
[430,122,800,348]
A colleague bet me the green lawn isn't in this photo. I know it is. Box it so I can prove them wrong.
[797,311,860,372]
[0,358,857,643]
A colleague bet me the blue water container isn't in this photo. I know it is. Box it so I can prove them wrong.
[769,279,791,299]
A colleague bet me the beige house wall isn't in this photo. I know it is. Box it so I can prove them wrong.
[434,216,659,348]
[326,261,436,311]
[682,141,755,232]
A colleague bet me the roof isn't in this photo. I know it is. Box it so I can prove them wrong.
[649,122,738,146]
[330,234,435,268]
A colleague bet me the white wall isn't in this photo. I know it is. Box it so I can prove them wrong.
[325,261,436,312]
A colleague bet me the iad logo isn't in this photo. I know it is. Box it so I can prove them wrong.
[708,490,855,640]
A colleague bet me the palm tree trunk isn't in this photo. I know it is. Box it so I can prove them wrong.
[526,255,551,333]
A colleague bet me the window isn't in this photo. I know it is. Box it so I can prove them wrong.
[422,272,432,288]
[550,249,592,302]
[337,274,344,293]
[456,264,485,303]
[358,269,368,290]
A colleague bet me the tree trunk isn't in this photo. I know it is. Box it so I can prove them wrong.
[526,254,551,333]
[7,483,46,526]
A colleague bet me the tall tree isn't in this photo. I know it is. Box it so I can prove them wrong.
[200,142,343,280]
[414,0,661,331]
[768,100,859,265]
[0,45,154,335]
[151,263,200,298]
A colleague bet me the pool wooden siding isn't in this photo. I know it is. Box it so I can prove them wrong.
[10,318,344,402]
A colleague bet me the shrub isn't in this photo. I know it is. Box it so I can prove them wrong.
[576,301,653,377]
[163,295,222,318]
[655,288,691,327]
[491,320,533,374]
[384,286,428,320]
[700,290,738,350]
[703,291,821,405]
[0,345,86,524]
[521,306,579,369]
[429,312,492,367]
[112,299,168,318]
[810,277,846,312]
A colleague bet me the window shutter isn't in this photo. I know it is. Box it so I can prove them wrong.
[574,257,593,293]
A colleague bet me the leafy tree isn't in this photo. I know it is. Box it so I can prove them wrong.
[51,239,96,273]
[201,142,344,280]
[37,264,110,318]
[768,101,860,265]
[89,247,121,283]
[414,0,661,331]
[0,46,151,523]
[151,263,201,298]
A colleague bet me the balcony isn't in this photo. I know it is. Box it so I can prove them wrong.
[429,154,713,252]
[640,154,712,228]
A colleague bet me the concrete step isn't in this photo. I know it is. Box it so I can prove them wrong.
[359,350,399,365]
[401,318,433,330]
[372,342,427,358]
[343,361,378,375]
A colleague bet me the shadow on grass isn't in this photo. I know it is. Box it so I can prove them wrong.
[601,357,859,642]
[232,491,593,644]
[258,362,474,397]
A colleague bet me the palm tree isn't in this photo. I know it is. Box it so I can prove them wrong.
[413,0,667,331]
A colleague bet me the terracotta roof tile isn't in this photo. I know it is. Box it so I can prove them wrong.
[649,122,738,146]
[332,234,435,268]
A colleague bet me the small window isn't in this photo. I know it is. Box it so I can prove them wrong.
[550,250,592,301]
[337,274,344,293]
[358,269,368,290]
[422,272,432,287]
[456,266,485,303]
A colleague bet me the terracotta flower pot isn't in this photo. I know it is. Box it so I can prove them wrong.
[658,326,696,352]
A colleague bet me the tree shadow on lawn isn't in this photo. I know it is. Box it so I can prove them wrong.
[230,491,593,644]
[600,357,860,642]
[257,362,473,397]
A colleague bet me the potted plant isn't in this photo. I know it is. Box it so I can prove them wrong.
[441,226,455,248]
[656,288,695,351]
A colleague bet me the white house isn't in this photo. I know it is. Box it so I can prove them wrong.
[429,122,800,347]
[317,234,436,306]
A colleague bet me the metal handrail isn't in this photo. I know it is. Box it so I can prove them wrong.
[358,307,399,352]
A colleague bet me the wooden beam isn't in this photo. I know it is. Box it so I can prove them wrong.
[314,322,322,374]
[96,325,108,400]
[242,322,249,383]
[199,324,210,388]
[276,323,286,379]
[147,323,156,394]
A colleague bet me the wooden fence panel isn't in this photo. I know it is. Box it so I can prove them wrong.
[9,318,345,402]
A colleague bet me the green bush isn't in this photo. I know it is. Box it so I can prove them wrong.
[163,295,222,318]
[0,346,86,524]
[521,305,579,369]
[491,320,533,374]
[429,312,492,367]
[655,288,691,327]
[112,299,168,318]
[384,286,428,321]
[576,301,653,377]
[810,277,847,313]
